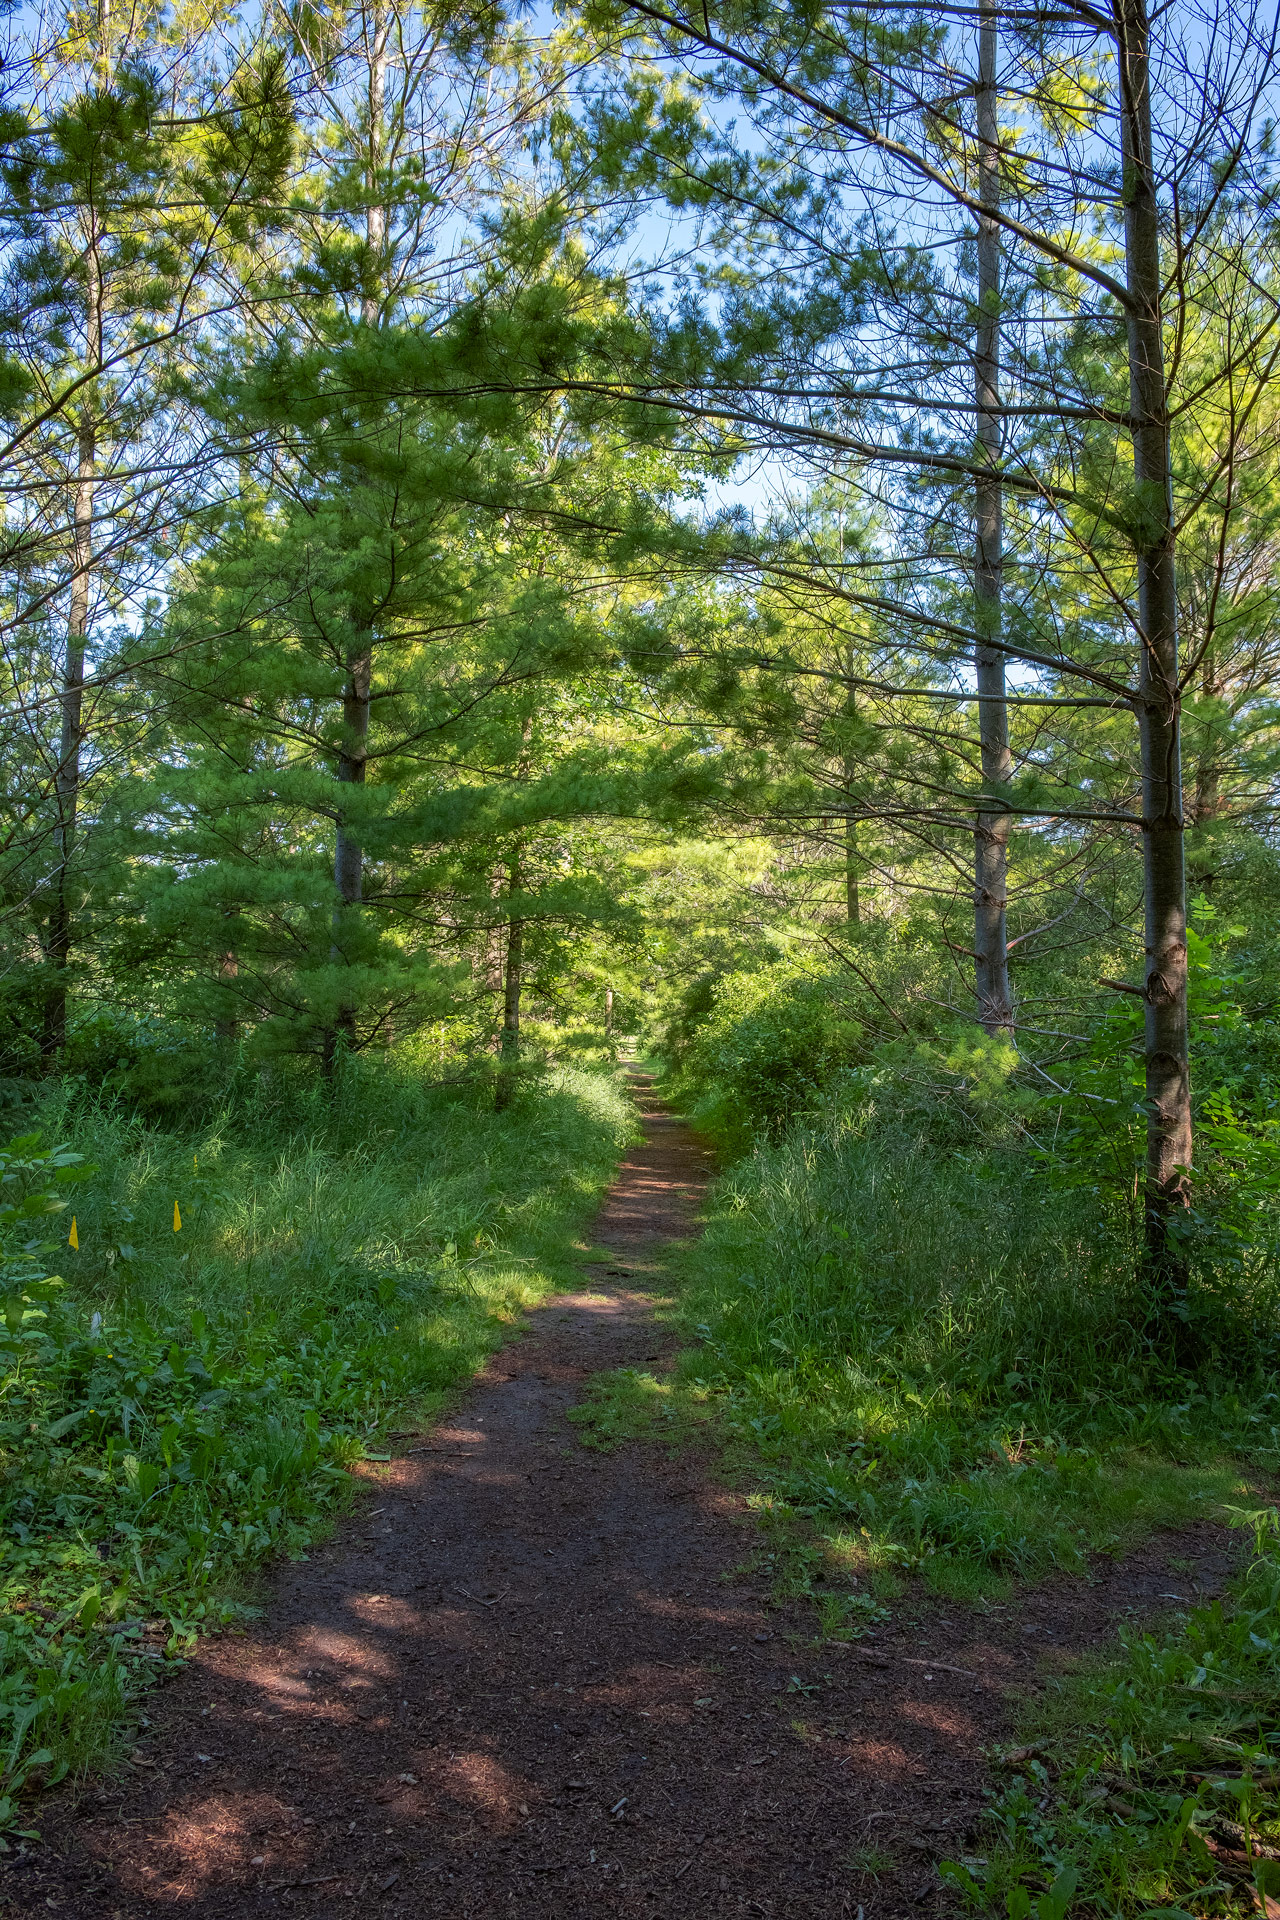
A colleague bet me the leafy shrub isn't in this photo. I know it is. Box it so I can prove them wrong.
[63,1010,231,1121]
[669,965,874,1146]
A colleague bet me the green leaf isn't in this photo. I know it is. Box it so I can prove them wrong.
[1036,1867,1078,1920]
[45,1406,92,1440]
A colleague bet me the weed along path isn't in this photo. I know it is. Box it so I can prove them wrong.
[10,1075,1242,1920]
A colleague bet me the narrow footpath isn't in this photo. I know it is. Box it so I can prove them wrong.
[9,1075,1238,1920]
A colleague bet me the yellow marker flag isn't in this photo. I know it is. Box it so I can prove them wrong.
[68,1216,78,1250]
[173,1201,182,1232]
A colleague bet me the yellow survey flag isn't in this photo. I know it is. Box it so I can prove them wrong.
[173,1201,182,1232]
[68,1216,78,1250]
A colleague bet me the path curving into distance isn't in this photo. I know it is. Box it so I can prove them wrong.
[11,1072,1240,1919]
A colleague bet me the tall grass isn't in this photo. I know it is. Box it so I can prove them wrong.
[656,1097,1277,1603]
[0,1057,634,1821]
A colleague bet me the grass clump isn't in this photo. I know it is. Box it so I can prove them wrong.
[568,1346,714,1452]
[0,1058,633,1822]
[941,1508,1280,1918]
[663,1099,1265,1605]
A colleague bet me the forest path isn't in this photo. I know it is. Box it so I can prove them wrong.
[12,1073,1240,1920]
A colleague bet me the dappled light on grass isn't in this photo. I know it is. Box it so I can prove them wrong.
[662,1108,1263,1602]
[0,1063,635,1809]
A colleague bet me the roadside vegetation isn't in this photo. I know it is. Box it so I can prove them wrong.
[0,1051,632,1828]
[572,915,1280,1915]
[942,1506,1280,1918]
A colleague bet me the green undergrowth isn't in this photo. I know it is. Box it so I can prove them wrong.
[573,1095,1269,1607]
[0,1059,634,1830]
[570,1356,712,1452]
[571,1070,1280,1910]
[941,1507,1280,1919]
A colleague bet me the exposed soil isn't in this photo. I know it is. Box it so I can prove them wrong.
[5,1074,1242,1919]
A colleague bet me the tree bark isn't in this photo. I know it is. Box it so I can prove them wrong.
[1117,0,1191,1298]
[842,655,860,927]
[973,0,1013,1037]
[495,846,523,1112]
[324,0,387,1080]
[844,810,860,927]
[215,907,241,1042]
[43,399,96,1063]
[484,866,506,999]
[363,1,388,329]
[326,634,371,1074]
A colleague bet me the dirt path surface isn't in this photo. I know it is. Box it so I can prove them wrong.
[7,1076,1240,1920]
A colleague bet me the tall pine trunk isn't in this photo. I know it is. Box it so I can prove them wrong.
[325,635,371,1074]
[323,3,386,1079]
[495,846,523,1113]
[973,0,1013,1036]
[43,396,96,1063]
[362,2,388,330]
[844,812,860,927]
[1117,0,1191,1298]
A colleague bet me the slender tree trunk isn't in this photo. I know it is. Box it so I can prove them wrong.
[495,846,523,1113]
[215,907,241,1042]
[42,0,114,1064]
[842,658,860,928]
[326,634,371,1074]
[1117,0,1191,1301]
[43,406,95,1064]
[1192,650,1221,829]
[1187,651,1221,894]
[843,805,860,927]
[484,866,505,1004]
[324,0,387,1082]
[605,984,615,1036]
[973,0,1013,1037]
[362,2,388,330]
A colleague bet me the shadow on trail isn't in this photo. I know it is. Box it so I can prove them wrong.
[8,1073,1227,1920]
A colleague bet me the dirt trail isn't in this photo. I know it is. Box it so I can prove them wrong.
[7,1075,1240,1919]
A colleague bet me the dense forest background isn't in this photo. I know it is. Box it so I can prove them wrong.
[5,0,1280,1906]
